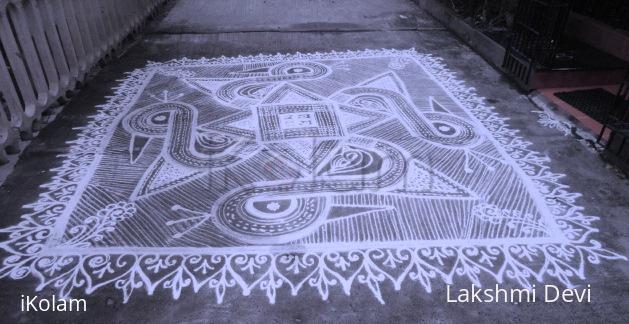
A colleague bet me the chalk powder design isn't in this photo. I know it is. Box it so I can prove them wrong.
[0,49,624,304]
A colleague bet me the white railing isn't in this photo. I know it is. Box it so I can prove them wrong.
[0,0,166,163]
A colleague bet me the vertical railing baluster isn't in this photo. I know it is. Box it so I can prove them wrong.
[37,0,72,90]
[59,0,88,75]
[0,0,168,158]
[0,41,23,152]
[47,0,82,83]
[7,2,50,111]
[72,0,97,66]
[0,5,39,133]
[24,0,61,99]
[84,0,108,56]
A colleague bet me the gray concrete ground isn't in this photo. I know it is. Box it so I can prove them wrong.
[0,0,628,323]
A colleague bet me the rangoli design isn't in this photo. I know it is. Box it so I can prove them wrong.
[0,49,624,303]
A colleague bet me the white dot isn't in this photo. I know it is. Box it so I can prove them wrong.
[266,202,280,211]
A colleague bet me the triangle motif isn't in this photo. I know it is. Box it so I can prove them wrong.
[396,161,476,198]
[185,78,231,96]
[262,84,323,104]
[202,111,256,138]
[229,67,270,77]
[430,97,450,113]
[282,139,315,161]
[327,205,394,221]
[226,114,256,131]
[229,62,272,77]
[134,157,205,198]
[267,139,339,171]
[360,72,408,95]
[129,136,151,164]
[337,105,388,133]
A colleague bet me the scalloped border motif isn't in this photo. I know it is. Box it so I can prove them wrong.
[0,49,625,304]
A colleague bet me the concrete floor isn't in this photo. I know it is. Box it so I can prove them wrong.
[0,0,628,322]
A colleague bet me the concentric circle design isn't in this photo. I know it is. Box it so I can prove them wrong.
[123,104,173,136]
[270,62,328,77]
[424,112,478,144]
[216,61,330,102]
[216,195,329,244]
[343,88,481,148]
[212,139,406,244]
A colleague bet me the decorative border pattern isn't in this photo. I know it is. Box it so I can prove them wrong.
[0,49,625,304]
[533,110,573,136]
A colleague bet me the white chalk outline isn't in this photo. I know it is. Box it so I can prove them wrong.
[0,49,624,304]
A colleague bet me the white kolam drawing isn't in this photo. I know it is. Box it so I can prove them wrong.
[0,49,624,304]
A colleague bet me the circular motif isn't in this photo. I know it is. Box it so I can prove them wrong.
[216,194,330,244]
[435,124,454,134]
[123,105,173,136]
[236,83,272,99]
[270,62,328,78]
[266,202,281,212]
[195,131,236,152]
[424,113,478,146]
[349,95,389,112]
[151,113,169,123]
[318,145,383,177]
[288,67,307,73]
[216,61,330,102]
[246,199,298,220]
[212,139,406,245]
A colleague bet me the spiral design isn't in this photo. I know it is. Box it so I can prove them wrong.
[216,61,330,102]
[344,87,480,148]
[122,103,244,168]
[213,140,406,244]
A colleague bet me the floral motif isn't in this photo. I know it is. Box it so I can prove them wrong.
[473,203,550,236]
[64,202,136,247]
[533,110,572,136]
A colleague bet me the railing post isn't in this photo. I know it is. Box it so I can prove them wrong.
[0,0,168,162]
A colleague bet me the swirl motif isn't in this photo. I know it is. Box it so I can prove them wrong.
[236,84,273,99]
[344,87,480,148]
[472,203,503,224]
[318,145,382,177]
[216,61,330,102]
[195,131,236,153]
[123,102,246,168]
[349,95,389,112]
[213,140,406,244]
[216,195,329,245]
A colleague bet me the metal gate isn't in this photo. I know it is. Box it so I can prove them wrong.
[502,0,571,88]
[598,71,629,172]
